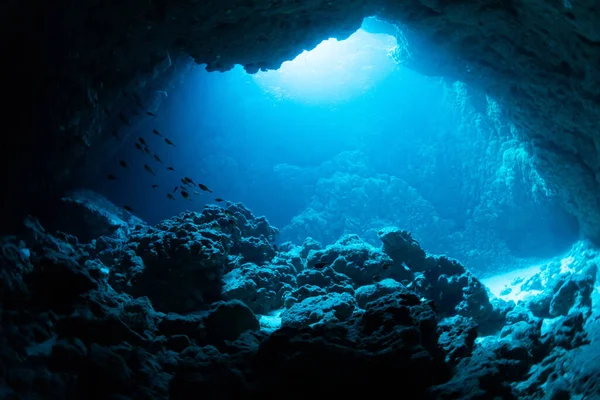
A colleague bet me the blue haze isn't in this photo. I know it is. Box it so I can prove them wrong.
[90,23,580,276]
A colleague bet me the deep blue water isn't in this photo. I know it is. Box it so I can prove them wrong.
[89,24,580,275]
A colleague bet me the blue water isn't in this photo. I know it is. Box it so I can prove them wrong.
[90,21,579,276]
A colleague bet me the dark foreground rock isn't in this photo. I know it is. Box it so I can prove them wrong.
[0,194,598,399]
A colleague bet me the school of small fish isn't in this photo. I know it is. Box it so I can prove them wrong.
[105,94,228,214]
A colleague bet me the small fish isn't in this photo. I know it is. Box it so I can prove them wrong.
[184,177,196,185]
[132,92,143,108]
[153,154,163,163]
[382,263,391,271]
[273,244,278,252]
[142,146,152,155]
[119,113,130,125]
[167,194,175,200]
[123,205,135,213]
[144,164,156,175]
[119,160,128,168]
[152,129,162,137]
[181,178,189,186]
[215,198,225,202]
[151,184,159,188]
[107,174,117,180]
[147,111,156,117]
[164,138,175,146]
[180,190,191,200]
[313,262,328,269]
[167,166,176,171]
[224,210,235,218]
[193,191,200,195]
[138,137,147,146]
[173,186,179,193]
[198,184,212,193]
[135,142,144,152]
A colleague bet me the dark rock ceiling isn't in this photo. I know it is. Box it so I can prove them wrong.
[3,0,599,241]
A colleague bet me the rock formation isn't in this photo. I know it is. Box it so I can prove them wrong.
[1,191,598,398]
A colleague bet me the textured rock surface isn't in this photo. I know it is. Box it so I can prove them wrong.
[1,194,599,398]
[278,150,578,273]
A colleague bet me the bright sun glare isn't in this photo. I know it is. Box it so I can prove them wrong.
[252,27,399,104]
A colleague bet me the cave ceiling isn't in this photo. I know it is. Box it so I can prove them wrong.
[3,0,599,240]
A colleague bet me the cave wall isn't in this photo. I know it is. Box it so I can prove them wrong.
[4,0,600,241]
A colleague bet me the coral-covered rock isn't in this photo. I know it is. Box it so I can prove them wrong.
[105,206,280,314]
[252,292,450,398]
[354,278,406,309]
[306,234,394,287]
[280,292,357,328]
[221,262,296,314]
[437,316,478,364]
[219,202,279,244]
[549,265,597,317]
[113,215,228,313]
[418,255,504,334]
[203,300,260,346]
[378,226,429,272]
[234,236,276,265]
[2,196,598,400]
[299,237,322,259]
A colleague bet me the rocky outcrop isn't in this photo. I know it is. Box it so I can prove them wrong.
[2,195,600,399]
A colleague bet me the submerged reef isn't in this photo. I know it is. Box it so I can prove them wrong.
[277,150,577,274]
[1,191,599,399]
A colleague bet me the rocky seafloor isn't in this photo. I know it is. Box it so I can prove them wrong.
[1,190,599,399]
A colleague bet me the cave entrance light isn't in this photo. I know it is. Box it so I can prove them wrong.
[252,25,399,104]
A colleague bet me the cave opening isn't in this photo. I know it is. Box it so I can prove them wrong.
[5,3,600,399]
[82,17,580,281]
[252,20,399,104]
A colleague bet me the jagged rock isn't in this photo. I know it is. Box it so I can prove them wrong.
[235,236,276,265]
[306,234,394,287]
[354,278,406,308]
[296,265,354,290]
[107,210,238,313]
[542,312,589,350]
[221,262,296,314]
[521,273,544,291]
[2,198,598,400]
[549,265,597,317]
[203,300,260,346]
[299,237,322,259]
[500,320,545,361]
[437,316,478,364]
[378,226,430,273]
[430,340,519,399]
[282,285,327,308]
[220,202,279,244]
[280,292,357,328]
[523,262,597,321]
[418,255,505,333]
[252,292,450,398]
[506,304,539,325]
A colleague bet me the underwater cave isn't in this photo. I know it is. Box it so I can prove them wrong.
[2,2,600,399]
